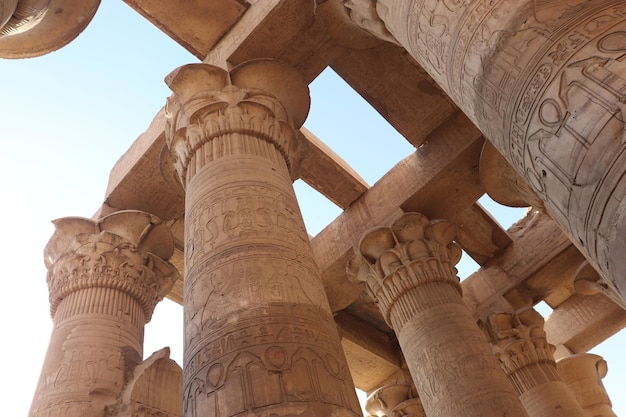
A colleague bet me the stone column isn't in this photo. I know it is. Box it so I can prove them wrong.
[339,0,626,298]
[29,210,180,417]
[364,368,425,417]
[557,353,617,417]
[485,308,586,417]
[165,60,362,417]
[357,212,528,417]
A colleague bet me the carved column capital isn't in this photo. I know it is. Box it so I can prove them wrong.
[339,0,399,45]
[365,368,425,417]
[44,210,180,321]
[165,60,310,187]
[557,353,616,417]
[485,308,557,389]
[357,212,462,328]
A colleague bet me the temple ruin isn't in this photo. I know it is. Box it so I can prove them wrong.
[3,1,625,416]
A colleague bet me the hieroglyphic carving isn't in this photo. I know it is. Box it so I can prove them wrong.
[356,212,528,417]
[346,0,626,296]
[29,211,179,417]
[166,61,361,417]
[184,303,360,417]
[183,183,310,267]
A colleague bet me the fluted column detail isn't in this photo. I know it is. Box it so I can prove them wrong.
[166,60,362,417]
[485,308,585,417]
[29,210,180,417]
[357,212,528,417]
[338,0,626,300]
[557,354,617,417]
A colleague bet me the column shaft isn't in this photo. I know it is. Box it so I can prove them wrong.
[29,211,179,417]
[166,61,362,417]
[486,308,586,417]
[358,212,528,417]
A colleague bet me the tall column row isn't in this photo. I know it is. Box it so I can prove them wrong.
[165,60,362,417]
[340,0,626,297]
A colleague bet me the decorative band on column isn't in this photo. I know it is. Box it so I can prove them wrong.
[485,308,558,394]
[557,353,617,417]
[165,60,310,188]
[357,212,463,329]
[44,210,180,322]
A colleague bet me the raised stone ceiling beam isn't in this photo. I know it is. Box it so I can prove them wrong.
[312,112,490,308]
[208,0,340,82]
[342,0,626,298]
[334,311,401,392]
[463,212,573,320]
[298,127,369,209]
[329,42,456,148]
[122,0,249,59]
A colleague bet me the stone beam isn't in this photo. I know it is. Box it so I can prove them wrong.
[329,42,456,148]
[334,311,401,392]
[122,0,249,59]
[341,0,626,298]
[311,111,486,311]
[208,0,340,83]
[298,127,369,209]
[463,212,573,320]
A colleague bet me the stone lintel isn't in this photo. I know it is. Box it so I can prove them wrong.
[122,0,249,59]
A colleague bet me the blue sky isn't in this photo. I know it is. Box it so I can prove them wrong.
[1,2,624,415]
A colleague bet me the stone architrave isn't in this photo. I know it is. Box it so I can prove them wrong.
[485,308,586,417]
[29,210,180,417]
[357,212,529,417]
[364,367,425,417]
[557,353,617,417]
[165,60,362,417]
[340,0,626,299]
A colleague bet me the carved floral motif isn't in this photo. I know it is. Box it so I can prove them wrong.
[357,212,462,327]
[165,61,310,186]
[44,210,179,321]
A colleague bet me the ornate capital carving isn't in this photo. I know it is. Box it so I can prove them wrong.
[44,210,180,321]
[165,60,310,187]
[485,308,557,387]
[356,212,462,327]
[340,0,399,45]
